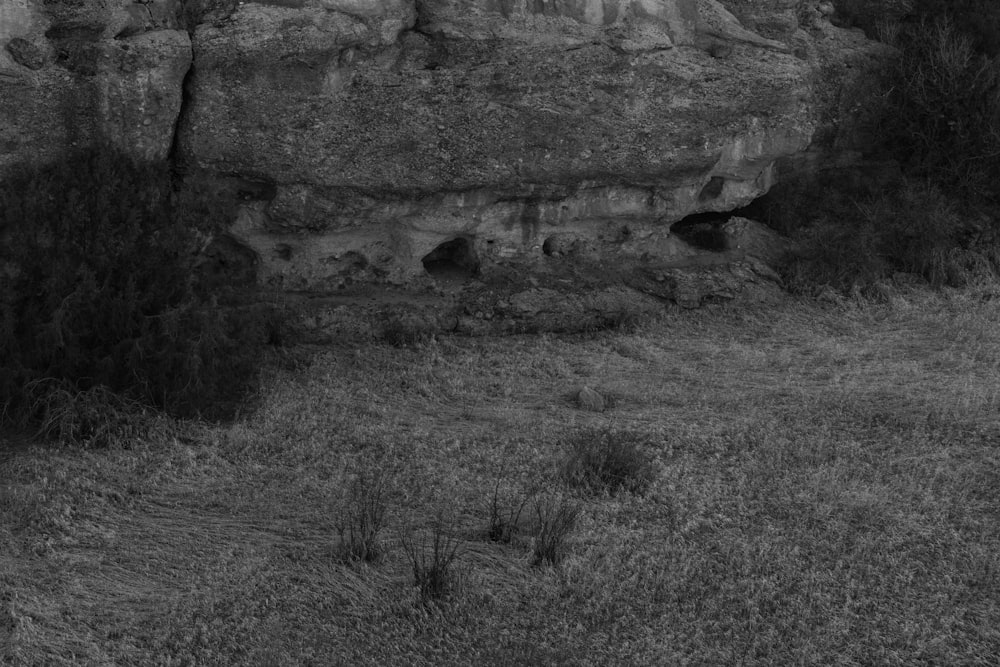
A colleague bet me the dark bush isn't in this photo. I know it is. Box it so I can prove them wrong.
[0,147,274,430]
[772,178,994,294]
[873,18,1000,198]
[832,0,913,38]
[766,2,1000,295]
[908,0,1000,57]
[560,427,657,497]
[835,0,1000,56]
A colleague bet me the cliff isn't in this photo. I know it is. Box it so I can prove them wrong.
[1,0,878,314]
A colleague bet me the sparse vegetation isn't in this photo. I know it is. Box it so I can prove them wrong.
[560,427,657,496]
[531,493,581,567]
[20,381,159,450]
[335,470,388,563]
[485,474,534,544]
[402,518,466,605]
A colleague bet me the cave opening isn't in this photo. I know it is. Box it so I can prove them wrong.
[671,196,775,251]
[670,212,731,251]
[422,237,480,279]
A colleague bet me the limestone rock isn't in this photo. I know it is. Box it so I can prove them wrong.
[176,0,827,290]
[0,0,192,173]
[0,0,888,303]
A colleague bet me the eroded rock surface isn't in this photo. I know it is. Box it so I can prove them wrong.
[0,0,190,171]
[177,0,828,291]
[1,0,884,316]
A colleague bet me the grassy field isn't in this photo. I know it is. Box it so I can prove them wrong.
[3,285,1000,665]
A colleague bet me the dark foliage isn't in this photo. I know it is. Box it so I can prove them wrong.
[875,18,1000,199]
[0,147,275,431]
[909,0,1000,56]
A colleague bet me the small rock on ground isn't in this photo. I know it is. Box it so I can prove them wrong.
[576,386,606,412]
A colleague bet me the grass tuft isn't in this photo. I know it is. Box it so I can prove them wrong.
[402,518,465,605]
[532,494,581,566]
[335,470,388,563]
[560,427,657,497]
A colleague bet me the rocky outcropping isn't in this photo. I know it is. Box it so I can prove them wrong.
[0,0,190,169]
[0,0,882,310]
[182,0,821,290]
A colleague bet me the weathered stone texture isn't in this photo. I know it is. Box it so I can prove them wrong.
[0,0,190,172]
[177,0,825,289]
[0,0,883,299]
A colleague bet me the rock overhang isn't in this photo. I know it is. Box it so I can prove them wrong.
[0,0,876,303]
[174,0,817,289]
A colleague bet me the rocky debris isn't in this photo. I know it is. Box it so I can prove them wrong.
[576,386,606,412]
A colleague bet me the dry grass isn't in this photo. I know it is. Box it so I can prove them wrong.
[3,285,1000,664]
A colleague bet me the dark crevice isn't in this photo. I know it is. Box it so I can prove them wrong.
[167,39,196,180]
[422,237,480,278]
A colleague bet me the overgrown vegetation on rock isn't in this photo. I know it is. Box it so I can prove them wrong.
[0,147,276,438]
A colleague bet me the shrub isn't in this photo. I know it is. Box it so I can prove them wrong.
[779,179,995,293]
[532,494,580,567]
[335,470,387,563]
[908,0,1000,56]
[0,147,275,430]
[21,380,156,449]
[872,17,1000,198]
[377,310,437,347]
[402,518,465,605]
[833,0,913,37]
[560,428,657,497]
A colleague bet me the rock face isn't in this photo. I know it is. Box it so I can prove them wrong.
[0,0,880,303]
[0,0,190,170]
[181,0,819,290]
